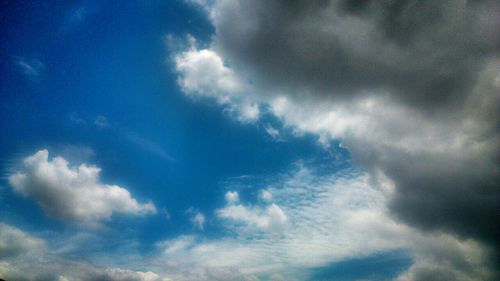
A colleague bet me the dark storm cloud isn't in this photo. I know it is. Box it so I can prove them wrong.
[198,0,500,255]
[212,0,499,110]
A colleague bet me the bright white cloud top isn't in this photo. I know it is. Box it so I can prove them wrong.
[8,150,156,225]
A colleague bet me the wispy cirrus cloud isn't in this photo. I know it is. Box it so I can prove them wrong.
[14,56,44,79]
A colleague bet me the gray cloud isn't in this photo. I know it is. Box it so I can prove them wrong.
[175,0,500,276]
[211,0,499,110]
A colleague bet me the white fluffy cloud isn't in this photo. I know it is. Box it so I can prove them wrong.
[175,48,242,103]
[8,150,156,225]
[174,45,260,123]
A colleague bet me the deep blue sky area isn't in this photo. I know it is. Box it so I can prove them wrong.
[0,1,413,280]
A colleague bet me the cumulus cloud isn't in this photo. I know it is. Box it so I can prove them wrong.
[174,0,500,268]
[263,124,282,141]
[8,150,156,225]
[175,47,242,103]
[224,190,239,203]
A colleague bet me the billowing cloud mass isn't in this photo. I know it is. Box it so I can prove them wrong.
[175,0,499,267]
[173,0,500,279]
[8,150,156,225]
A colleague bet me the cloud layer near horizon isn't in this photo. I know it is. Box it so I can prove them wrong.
[0,223,164,281]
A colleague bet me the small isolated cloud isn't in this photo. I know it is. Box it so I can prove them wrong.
[186,208,205,230]
[259,190,272,202]
[160,208,172,221]
[69,112,87,125]
[8,150,156,226]
[263,124,281,141]
[94,116,109,128]
[14,56,44,79]
[224,191,239,204]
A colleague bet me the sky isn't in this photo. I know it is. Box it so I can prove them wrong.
[0,1,498,281]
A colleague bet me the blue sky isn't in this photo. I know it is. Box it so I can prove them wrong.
[1,1,498,281]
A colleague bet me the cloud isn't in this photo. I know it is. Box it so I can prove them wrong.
[153,165,496,280]
[0,223,167,281]
[259,190,272,202]
[15,56,44,78]
[186,208,206,230]
[4,165,494,281]
[126,133,175,161]
[224,190,239,204]
[175,48,243,102]
[217,201,288,232]
[263,124,282,141]
[8,150,156,226]
[0,223,44,259]
[174,0,500,261]
[398,234,495,281]
[94,116,109,128]
[174,45,261,122]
